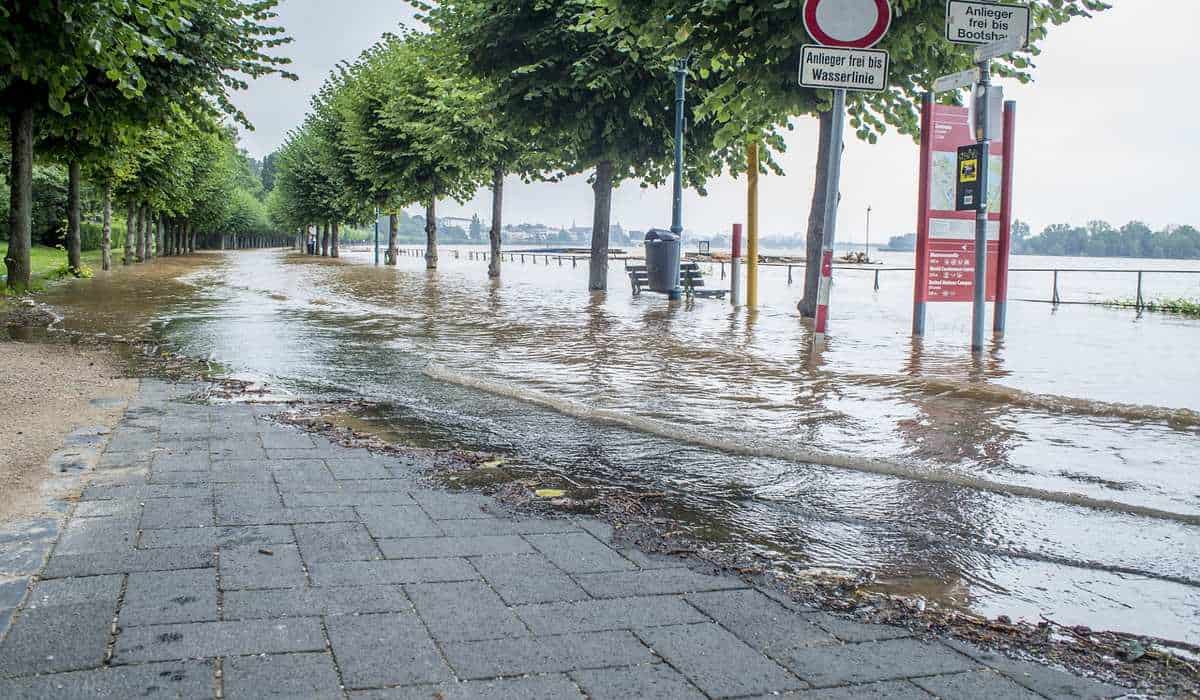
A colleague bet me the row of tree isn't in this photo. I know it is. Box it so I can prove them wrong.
[2,1,295,291]
[271,0,1106,309]
[1013,220,1200,259]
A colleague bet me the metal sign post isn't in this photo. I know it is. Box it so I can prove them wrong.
[373,206,380,266]
[799,0,892,349]
[969,61,993,353]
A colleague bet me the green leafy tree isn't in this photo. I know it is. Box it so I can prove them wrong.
[1,0,294,291]
[338,32,492,270]
[427,0,734,289]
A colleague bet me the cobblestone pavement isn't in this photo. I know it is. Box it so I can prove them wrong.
[0,380,1130,699]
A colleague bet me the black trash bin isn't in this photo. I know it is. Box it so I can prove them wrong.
[644,229,682,298]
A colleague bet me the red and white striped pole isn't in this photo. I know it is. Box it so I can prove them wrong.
[814,248,834,338]
[812,88,847,350]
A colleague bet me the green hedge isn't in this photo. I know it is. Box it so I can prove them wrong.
[80,220,128,251]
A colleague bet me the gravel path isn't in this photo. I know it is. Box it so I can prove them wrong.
[0,340,135,523]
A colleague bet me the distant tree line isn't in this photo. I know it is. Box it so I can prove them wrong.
[883,222,1200,259]
[1013,220,1200,259]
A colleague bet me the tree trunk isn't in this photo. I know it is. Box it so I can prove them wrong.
[124,204,134,265]
[144,209,154,260]
[488,165,504,279]
[156,216,164,259]
[799,110,833,318]
[425,199,438,270]
[67,160,83,274]
[100,185,112,271]
[588,160,614,291]
[5,106,34,292]
[331,222,340,258]
[386,214,399,265]
[190,225,196,253]
[321,223,329,256]
[135,206,146,262]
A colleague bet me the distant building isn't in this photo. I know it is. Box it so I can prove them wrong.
[439,216,477,239]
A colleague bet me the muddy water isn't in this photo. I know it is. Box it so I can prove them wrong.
[41,248,1200,643]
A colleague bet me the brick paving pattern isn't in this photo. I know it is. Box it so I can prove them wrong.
[0,380,1130,698]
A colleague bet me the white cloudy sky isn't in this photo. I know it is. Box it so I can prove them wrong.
[234,0,1200,241]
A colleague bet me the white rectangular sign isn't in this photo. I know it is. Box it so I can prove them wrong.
[933,67,980,93]
[946,1,1031,47]
[799,45,889,92]
[974,33,1027,62]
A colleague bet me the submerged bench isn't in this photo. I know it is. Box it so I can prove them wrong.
[627,262,728,299]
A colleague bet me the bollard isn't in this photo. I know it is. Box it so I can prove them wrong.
[730,224,743,307]
[787,265,793,285]
[558,256,563,267]
[720,261,726,280]
[573,256,577,268]
[1052,270,1061,305]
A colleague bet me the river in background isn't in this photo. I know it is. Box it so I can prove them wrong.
[41,246,1200,644]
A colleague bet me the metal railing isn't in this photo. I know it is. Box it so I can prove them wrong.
[385,248,1200,311]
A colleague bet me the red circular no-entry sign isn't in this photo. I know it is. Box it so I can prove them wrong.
[803,0,892,49]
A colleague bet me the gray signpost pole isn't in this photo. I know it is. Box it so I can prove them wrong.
[373,207,380,266]
[971,61,991,353]
[813,87,846,348]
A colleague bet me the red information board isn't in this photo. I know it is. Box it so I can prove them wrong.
[914,104,1008,303]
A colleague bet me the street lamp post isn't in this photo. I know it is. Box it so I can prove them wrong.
[866,205,872,259]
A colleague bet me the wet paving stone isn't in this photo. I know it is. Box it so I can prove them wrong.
[113,617,326,663]
[0,660,214,699]
[224,652,342,699]
[223,584,411,620]
[119,570,218,626]
[326,612,453,689]
[0,383,1134,700]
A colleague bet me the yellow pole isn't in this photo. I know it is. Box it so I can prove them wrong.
[747,139,760,308]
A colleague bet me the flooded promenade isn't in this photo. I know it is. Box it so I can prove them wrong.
[40,247,1200,646]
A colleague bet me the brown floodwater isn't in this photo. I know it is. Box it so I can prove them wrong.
[39,247,1200,644]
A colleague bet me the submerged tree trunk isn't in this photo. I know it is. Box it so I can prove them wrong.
[588,160,615,291]
[156,216,164,260]
[5,106,34,292]
[67,160,83,274]
[135,206,146,262]
[124,204,134,265]
[331,222,340,258]
[144,209,154,260]
[100,185,112,271]
[799,110,834,318]
[386,214,399,265]
[425,199,438,270]
[488,165,504,279]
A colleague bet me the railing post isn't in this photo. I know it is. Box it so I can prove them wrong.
[874,269,880,292]
[1052,270,1061,306]
[1136,271,1144,311]
[787,265,793,285]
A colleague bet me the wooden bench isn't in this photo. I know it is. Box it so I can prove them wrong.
[627,262,728,299]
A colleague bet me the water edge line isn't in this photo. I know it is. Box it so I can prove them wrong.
[424,363,1200,527]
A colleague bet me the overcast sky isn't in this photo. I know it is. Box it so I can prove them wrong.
[233,0,1200,241]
